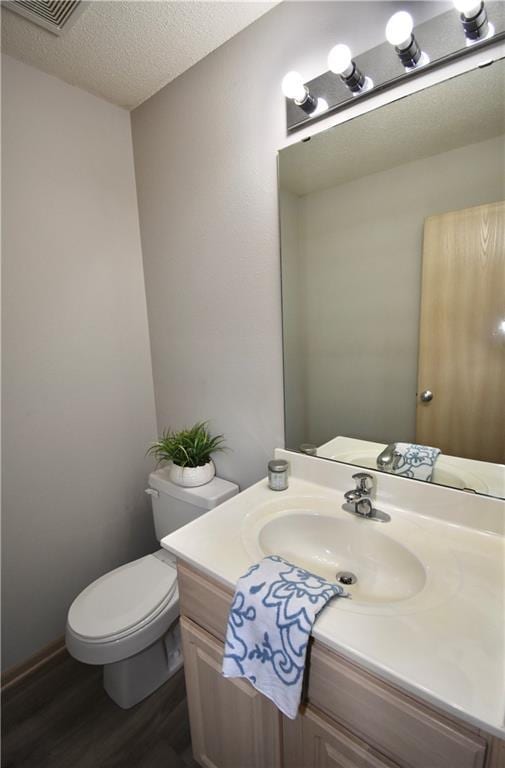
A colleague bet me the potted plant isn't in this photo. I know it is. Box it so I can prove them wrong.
[147,421,226,488]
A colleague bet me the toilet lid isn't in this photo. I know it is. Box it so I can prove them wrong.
[68,554,177,640]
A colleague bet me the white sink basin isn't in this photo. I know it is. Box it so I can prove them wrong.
[257,513,426,604]
[242,496,459,615]
[328,450,488,494]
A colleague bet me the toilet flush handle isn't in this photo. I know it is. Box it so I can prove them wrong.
[145,488,159,497]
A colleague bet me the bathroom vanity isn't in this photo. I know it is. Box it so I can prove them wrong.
[177,564,501,768]
[162,451,505,768]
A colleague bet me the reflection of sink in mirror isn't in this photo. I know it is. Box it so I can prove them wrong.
[242,495,459,616]
[336,453,479,490]
[316,437,505,497]
[335,451,486,492]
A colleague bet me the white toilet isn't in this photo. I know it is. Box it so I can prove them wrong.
[66,467,238,709]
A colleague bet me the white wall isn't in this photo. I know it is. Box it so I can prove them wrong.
[131,1,449,490]
[280,188,306,450]
[1,55,158,670]
[293,135,505,448]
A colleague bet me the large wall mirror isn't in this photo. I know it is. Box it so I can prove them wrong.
[279,59,505,499]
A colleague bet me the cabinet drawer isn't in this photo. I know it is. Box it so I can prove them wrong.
[177,561,232,643]
[307,643,486,768]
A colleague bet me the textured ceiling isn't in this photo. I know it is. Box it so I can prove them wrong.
[280,59,505,196]
[1,1,279,109]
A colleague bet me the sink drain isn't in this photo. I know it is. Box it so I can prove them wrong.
[336,571,357,586]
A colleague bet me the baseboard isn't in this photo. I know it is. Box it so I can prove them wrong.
[1,636,66,691]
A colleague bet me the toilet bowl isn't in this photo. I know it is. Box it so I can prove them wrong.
[66,470,238,708]
[66,549,181,708]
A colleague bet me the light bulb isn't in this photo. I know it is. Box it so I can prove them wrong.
[453,0,482,17]
[281,71,307,103]
[453,0,490,41]
[327,44,353,76]
[386,11,414,49]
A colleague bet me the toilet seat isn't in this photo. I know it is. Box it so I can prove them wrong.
[66,550,180,665]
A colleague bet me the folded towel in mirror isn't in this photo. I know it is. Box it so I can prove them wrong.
[221,555,347,719]
[393,443,441,481]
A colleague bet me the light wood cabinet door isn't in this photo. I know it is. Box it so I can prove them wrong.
[284,706,399,768]
[484,737,505,768]
[180,616,282,768]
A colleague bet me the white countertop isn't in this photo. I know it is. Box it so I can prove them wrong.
[161,450,505,738]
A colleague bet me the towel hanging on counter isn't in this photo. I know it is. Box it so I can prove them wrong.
[393,443,441,482]
[221,555,347,719]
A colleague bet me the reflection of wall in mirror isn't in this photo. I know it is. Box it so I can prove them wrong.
[280,187,306,450]
[282,134,505,450]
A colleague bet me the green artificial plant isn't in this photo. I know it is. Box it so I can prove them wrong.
[147,421,226,468]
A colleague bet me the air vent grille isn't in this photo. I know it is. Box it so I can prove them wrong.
[5,0,85,35]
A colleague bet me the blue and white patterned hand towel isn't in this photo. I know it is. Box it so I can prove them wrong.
[222,555,346,719]
[393,443,441,481]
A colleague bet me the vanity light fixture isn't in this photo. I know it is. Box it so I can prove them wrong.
[281,71,318,114]
[327,44,370,93]
[453,0,492,42]
[385,11,427,69]
[283,3,505,131]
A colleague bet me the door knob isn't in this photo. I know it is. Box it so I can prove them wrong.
[420,389,433,402]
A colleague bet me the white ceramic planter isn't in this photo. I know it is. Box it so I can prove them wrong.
[169,460,215,488]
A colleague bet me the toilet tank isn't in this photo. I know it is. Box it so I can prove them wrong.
[147,467,239,541]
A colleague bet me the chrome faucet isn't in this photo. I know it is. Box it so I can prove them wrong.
[344,473,374,516]
[343,472,390,523]
[376,443,401,473]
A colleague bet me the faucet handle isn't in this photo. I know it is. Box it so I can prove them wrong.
[352,472,374,495]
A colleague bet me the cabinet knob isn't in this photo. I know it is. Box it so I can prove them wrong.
[420,389,433,402]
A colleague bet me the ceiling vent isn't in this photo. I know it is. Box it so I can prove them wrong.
[4,1,86,35]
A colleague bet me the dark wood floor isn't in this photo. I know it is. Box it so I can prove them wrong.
[2,651,198,768]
